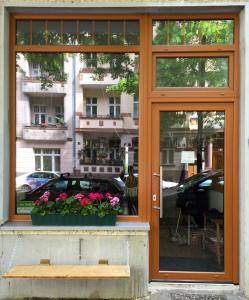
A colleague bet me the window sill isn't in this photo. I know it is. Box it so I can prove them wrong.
[0,221,150,235]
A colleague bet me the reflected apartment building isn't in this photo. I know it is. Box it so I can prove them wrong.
[16,54,138,178]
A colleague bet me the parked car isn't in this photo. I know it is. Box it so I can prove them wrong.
[25,175,124,202]
[162,170,224,223]
[16,171,60,192]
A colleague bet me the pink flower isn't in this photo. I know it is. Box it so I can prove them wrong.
[39,191,50,202]
[80,197,89,205]
[59,192,68,199]
[75,193,84,200]
[110,196,120,206]
[105,192,112,198]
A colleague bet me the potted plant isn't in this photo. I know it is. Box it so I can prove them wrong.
[31,191,122,226]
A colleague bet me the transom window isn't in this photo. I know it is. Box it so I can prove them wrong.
[16,19,140,46]
[152,19,234,45]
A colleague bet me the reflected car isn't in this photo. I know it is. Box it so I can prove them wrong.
[162,170,224,222]
[16,171,60,192]
[25,176,124,202]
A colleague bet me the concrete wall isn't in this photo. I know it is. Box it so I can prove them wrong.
[0,225,149,299]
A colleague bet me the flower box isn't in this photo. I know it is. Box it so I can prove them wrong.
[30,191,122,226]
[31,213,116,226]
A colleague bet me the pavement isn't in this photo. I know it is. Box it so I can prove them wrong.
[147,283,249,300]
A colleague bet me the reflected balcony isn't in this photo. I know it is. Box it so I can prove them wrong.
[23,124,68,142]
[79,69,119,87]
[22,77,66,96]
[78,115,124,131]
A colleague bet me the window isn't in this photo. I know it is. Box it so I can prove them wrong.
[133,96,139,119]
[162,149,174,165]
[34,149,60,172]
[109,97,120,118]
[86,97,97,117]
[30,63,41,77]
[33,105,46,124]
[152,19,234,45]
[55,105,64,124]
[156,57,229,88]
[16,19,140,46]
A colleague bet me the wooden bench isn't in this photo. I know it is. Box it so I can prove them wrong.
[2,265,130,279]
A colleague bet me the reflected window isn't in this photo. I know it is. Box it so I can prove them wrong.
[109,97,120,118]
[86,97,97,117]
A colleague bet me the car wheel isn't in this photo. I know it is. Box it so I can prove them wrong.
[20,184,32,192]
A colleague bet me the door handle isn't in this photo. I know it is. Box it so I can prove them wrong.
[152,167,163,218]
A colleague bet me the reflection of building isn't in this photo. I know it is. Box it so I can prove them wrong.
[75,63,138,177]
[16,54,138,177]
[160,113,224,182]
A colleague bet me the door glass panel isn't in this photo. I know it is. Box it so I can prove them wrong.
[160,111,224,272]
[156,57,229,88]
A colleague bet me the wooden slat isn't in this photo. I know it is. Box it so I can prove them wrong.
[2,265,130,279]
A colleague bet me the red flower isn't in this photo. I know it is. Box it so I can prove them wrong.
[105,192,112,197]
[59,192,68,199]
[88,192,103,199]
[34,199,42,205]
[80,197,89,205]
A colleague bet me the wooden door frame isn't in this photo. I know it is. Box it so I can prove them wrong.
[149,102,238,282]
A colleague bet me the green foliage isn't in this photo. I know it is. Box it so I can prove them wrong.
[156,57,228,88]
[153,19,234,45]
[81,53,139,95]
[18,53,68,90]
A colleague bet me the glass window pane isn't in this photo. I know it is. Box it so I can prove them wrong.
[125,21,139,45]
[95,21,108,45]
[43,156,52,171]
[16,21,30,45]
[63,21,77,45]
[160,111,225,272]
[54,156,60,172]
[153,19,234,45]
[32,21,46,45]
[79,21,93,45]
[35,156,41,171]
[110,21,124,45]
[16,52,139,216]
[47,21,62,45]
[110,106,114,117]
[156,57,229,88]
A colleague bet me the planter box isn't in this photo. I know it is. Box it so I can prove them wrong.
[31,214,116,226]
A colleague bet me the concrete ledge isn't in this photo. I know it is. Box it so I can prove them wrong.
[0,221,150,236]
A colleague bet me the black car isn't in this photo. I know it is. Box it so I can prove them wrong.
[26,175,124,202]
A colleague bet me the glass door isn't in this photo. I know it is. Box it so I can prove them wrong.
[151,103,234,281]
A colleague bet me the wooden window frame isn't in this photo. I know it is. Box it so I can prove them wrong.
[9,13,147,222]
[151,52,235,98]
